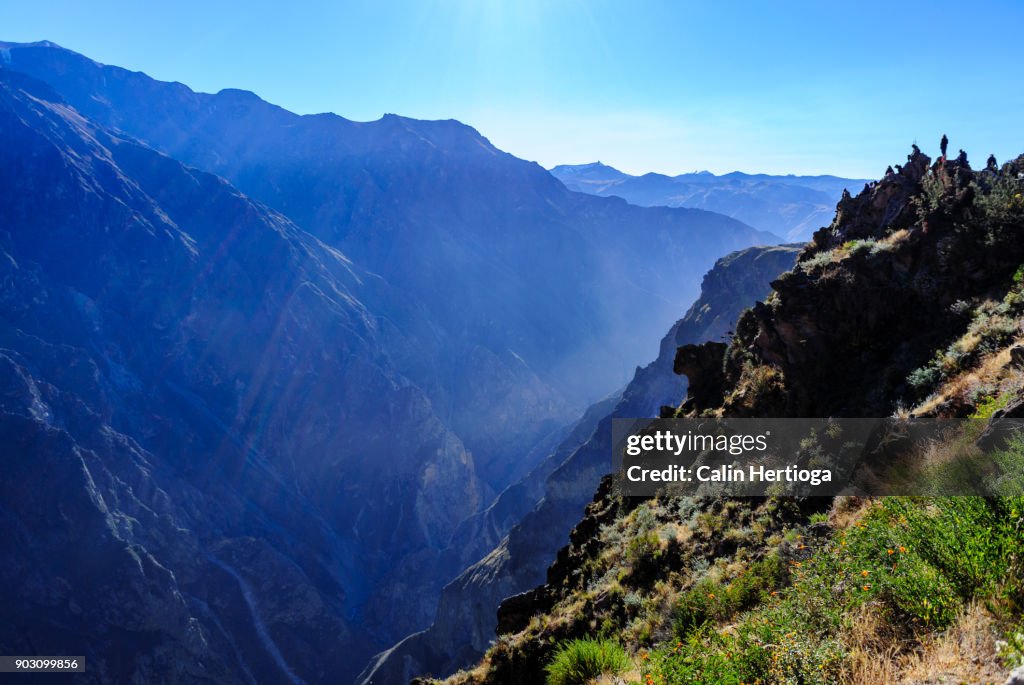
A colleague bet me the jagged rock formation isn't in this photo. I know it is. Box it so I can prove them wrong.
[551,162,867,241]
[672,342,727,411]
[707,147,1024,419]
[361,245,800,684]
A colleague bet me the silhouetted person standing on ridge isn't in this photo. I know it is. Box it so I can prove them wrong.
[940,134,949,158]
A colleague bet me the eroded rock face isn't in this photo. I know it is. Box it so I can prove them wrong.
[0,71,483,683]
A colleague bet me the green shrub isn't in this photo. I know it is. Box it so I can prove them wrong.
[649,619,843,685]
[840,497,1023,627]
[991,437,1024,499]
[544,638,630,685]
[645,627,750,684]
[971,392,1011,419]
[672,578,723,635]
[632,504,657,534]
[974,175,1024,245]
[673,555,782,637]
[647,495,1024,684]
[626,532,661,566]
[907,364,941,393]
[800,249,836,272]
[839,239,877,257]
[916,169,951,220]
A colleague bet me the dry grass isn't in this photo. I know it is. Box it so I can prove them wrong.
[841,604,903,685]
[880,228,912,246]
[840,602,1006,685]
[900,602,1005,685]
[915,338,1023,416]
[440,661,490,685]
[747,364,784,395]
[829,496,874,530]
[844,646,902,684]
[593,665,642,684]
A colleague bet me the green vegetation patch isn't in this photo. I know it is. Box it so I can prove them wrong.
[642,496,1024,684]
[545,638,630,685]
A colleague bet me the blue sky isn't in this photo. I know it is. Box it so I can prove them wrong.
[4,1,1022,177]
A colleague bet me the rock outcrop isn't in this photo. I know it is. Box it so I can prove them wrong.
[711,147,1024,419]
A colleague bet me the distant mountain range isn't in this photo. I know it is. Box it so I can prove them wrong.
[550,161,869,241]
[0,41,779,683]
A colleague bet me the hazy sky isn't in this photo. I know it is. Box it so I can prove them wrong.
[5,1,1022,177]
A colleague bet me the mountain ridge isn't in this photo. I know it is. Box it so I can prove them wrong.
[551,161,868,241]
[0,38,779,491]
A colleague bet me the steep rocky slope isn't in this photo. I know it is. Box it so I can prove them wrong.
[551,162,867,241]
[0,68,486,684]
[432,144,1024,684]
[361,245,800,683]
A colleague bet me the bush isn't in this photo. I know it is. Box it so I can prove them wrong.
[626,532,661,567]
[646,495,1024,685]
[545,639,630,685]
[991,437,1024,500]
[800,249,836,272]
[673,555,782,637]
[907,364,941,393]
[649,620,843,685]
[632,503,657,531]
[971,392,1010,419]
[839,239,877,257]
[839,496,1023,627]
[646,627,751,684]
[974,175,1024,245]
